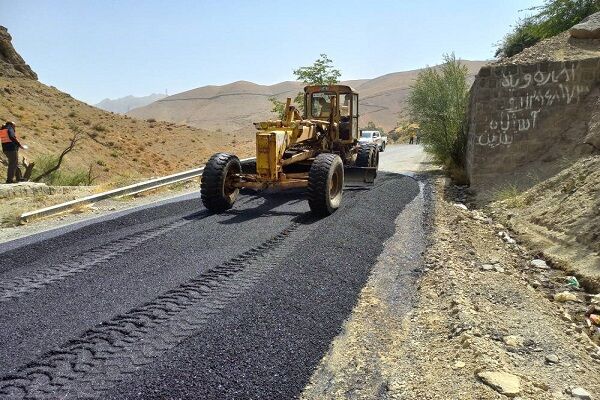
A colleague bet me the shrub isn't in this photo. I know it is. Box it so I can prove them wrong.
[496,0,600,58]
[92,123,107,132]
[31,154,91,186]
[407,54,469,177]
[146,118,156,123]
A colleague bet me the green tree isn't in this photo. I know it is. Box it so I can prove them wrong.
[293,54,341,85]
[268,96,286,120]
[269,53,341,117]
[407,53,469,178]
[496,0,600,58]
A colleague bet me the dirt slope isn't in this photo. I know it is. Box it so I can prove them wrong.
[0,26,252,185]
[492,156,600,291]
[128,61,487,132]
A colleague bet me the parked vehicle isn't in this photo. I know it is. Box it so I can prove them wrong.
[358,130,387,152]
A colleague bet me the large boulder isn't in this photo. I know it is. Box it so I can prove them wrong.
[0,26,37,79]
[570,12,600,39]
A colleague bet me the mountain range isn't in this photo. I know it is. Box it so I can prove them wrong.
[127,60,486,132]
[95,93,167,114]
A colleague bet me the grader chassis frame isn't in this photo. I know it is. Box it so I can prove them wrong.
[201,84,379,216]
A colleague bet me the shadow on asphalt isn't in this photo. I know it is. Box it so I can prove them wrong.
[182,210,211,221]
[216,190,311,225]
[187,172,415,226]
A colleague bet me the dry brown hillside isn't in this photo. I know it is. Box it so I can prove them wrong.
[128,61,487,132]
[0,26,252,186]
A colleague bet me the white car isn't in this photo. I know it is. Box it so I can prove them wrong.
[358,130,387,152]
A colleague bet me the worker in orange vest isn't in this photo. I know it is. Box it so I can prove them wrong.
[1,121,26,183]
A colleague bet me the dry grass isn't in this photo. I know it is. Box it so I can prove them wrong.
[0,76,254,187]
[492,183,524,208]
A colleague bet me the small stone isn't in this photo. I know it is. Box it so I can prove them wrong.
[503,335,524,347]
[494,266,505,273]
[454,203,468,210]
[530,259,549,269]
[545,354,559,364]
[453,360,466,369]
[554,291,578,302]
[477,371,521,397]
[571,387,592,399]
[481,264,494,271]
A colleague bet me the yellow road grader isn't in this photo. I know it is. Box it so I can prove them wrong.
[201,85,379,216]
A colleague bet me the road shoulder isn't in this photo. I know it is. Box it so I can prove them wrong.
[302,177,600,399]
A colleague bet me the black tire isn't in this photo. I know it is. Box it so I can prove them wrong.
[356,144,373,167]
[201,153,241,212]
[356,144,379,168]
[241,160,256,174]
[308,153,344,217]
[380,142,386,152]
[372,144,379,169]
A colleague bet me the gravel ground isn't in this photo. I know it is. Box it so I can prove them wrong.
[304,177,600,399]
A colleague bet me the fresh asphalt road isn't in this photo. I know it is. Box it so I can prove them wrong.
[0,149,426,399]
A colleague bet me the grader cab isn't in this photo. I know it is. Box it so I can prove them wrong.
[201,85,379,216]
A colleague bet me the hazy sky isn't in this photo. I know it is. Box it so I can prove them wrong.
[3,0,542,104]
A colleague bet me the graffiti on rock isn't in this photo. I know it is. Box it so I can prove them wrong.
[477,64,590,147]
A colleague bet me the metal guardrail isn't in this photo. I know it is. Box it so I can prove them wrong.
[20,158,255,222]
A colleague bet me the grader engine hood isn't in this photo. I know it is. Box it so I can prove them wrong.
[256,130,290,181]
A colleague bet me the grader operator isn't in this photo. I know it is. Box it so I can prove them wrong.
[200,85,379,216]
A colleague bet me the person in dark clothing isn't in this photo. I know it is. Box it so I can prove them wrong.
[1,121,24,183]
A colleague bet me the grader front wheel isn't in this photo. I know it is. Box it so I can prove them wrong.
[308,153,344,217]
[201,153,241,212]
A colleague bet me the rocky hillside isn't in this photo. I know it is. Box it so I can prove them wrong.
[492,155,600,290]
[95,93,167,114]
[0,27,37,80]
[128,61,486,133]
[467,14,600,291]
[0,26,252,185]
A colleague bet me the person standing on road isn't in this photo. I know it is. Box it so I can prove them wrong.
[1,121,25,183]
[409,133,415,144]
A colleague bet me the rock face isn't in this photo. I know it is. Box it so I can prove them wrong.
[571,12,600,39]
[477,371,521,397]
[466,58,600,197]
[0,26,37,79]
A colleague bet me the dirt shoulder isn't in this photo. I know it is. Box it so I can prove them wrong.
[302,178,600,400]
[490,156,600,293]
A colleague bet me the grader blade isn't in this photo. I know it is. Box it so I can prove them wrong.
[344,166,377,185]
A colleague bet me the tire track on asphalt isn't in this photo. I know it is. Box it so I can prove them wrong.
[0,219,311,399]
[0,196,260,303]
[0,220,190,303]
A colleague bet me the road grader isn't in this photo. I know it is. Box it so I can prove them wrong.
[200,85,379,216]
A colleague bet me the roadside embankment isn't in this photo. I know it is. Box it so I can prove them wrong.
[303,178,600,399]
[490,155,600,292]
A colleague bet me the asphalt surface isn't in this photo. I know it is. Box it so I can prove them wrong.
[0,165,423,399]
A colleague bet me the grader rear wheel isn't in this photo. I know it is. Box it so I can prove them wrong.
[356,144,379,170]
[308,153,344,217]
[201,153,241,212]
